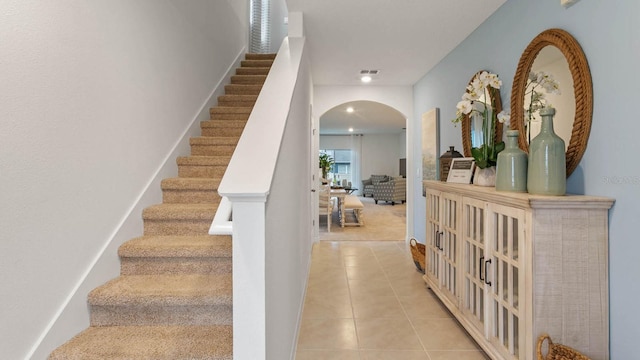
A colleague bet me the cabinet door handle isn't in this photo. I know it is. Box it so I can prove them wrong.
[484,259,492,286]
[479,256,485,281]
[437,231,444,250]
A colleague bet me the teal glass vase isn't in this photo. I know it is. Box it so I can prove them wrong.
[527,107,566,195]
[496,130,528,192]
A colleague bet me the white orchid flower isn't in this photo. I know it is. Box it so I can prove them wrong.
[497,110,511,125]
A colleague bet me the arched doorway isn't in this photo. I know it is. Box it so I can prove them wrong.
[317,100,408,241]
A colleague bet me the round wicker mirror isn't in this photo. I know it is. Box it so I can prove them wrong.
[461,70,504,157]
[511,28,593,177]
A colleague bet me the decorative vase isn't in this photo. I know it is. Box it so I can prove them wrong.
[496,130,528,192]
[527,107,566,195]
[473,166,496,186]
[439,146,463,181]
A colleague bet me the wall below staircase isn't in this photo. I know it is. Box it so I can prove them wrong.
[0,1,248,358]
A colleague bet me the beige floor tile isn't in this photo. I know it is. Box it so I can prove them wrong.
[344,254,379,267]
[389,277,431,296]
[297,318,358,350]
[398,294,452,319]
[427,350,489,360]
[298,241,487,359]
[340,245,376,255]
[348,278,396,298]
[295,349,361,360]
[302,292,353,319]
[359,350,429,360]
[345,265,387,281]
[412,318,482,351]
[351,295,405,319]
[355,318,423,350]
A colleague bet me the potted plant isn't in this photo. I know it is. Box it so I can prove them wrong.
[452,71,508,185]
[319,153,334,180]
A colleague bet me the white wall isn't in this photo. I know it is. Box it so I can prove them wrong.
[265,39,312,360]
[270,0,289,53]
[412,0,640,357]
[0,1,247,358]
[361,134,403,180]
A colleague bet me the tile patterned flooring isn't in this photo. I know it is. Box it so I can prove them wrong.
[296,241,488,360]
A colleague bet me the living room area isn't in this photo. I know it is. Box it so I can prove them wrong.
[318,102,407,240]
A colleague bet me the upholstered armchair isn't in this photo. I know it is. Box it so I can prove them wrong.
[373,177,406,205]
[362,175,389,197]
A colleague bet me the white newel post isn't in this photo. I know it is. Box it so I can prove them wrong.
[230,197,267,360]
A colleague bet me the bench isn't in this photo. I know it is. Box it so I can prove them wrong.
[343,195,364,226]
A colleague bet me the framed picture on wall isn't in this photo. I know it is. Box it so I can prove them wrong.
[421,108,440,196]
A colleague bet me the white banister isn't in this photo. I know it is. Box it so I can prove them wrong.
[209,196,232,235]
[211,36,310,360]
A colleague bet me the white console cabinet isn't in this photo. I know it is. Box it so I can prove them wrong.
[422,181,614,360]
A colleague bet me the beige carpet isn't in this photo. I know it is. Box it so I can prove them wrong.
[319,196,406,241]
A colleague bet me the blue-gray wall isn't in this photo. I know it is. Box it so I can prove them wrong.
[412,0,639,358]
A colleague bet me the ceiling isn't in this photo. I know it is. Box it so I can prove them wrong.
[284,0,508,134]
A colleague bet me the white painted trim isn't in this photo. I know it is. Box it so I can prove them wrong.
[209,196,233,235]
[27,48,247,360]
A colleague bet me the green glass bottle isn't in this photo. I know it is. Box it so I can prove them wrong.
[496,130,527,192]
[527,107,566,195]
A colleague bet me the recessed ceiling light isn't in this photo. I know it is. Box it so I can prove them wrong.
[348,127,354,132]
[361,75,372,83]
[346,107,354,113]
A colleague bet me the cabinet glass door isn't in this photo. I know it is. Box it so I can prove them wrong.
[425,190,441,284]
[487,203,525,359]
[439,193,460,305]
[461,197,487,335]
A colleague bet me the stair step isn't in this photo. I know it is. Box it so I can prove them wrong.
[88,274,231,326]
[161,177,221,204]
[230,74,266,84]
[48,325,232,360]
[236,67,270,76]
[200,120,246,137]
[143,203,217,235]
[224,83,263,95]
[119,235,231,275]
[217,94,258,107]
[177,156,229,178]
[209,106,252,120]
[240,59,273,68]
[190,137,239,157]
[245,53,276,60]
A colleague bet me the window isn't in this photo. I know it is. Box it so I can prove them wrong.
[250,0,271,53]
[320,149,352,186]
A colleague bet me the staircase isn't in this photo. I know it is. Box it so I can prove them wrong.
[49,53,276,360]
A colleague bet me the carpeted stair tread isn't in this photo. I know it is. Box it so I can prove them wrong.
[176,155,231,166]
[209,106,252,115]
[236,67,270,75]
[48,325,232,360]
[119,235,231,258]
[230,74,267,84]
[89,274,232,306]
[209,107,252,121]
[224,84,263,95]
[240,59,273,67]
[217,94,258,103]
[245,53,276,60]
[143,203,216,221]
[200,122,246,138]
[161,177,220,191]
[190,137,239,146]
